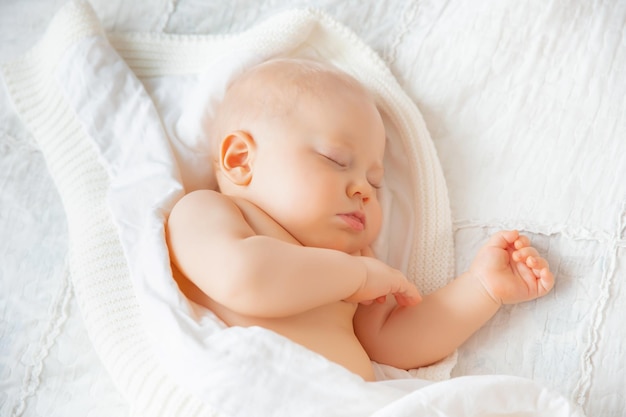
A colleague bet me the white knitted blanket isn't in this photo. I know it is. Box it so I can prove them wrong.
[1,1,581,416]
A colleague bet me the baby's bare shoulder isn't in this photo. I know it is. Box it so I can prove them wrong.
[172,189,234,213]
[172,189,246,221]
[168,189,254,244]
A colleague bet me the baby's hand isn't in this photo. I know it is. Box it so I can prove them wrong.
[469,230,555,305]
[345,256,422,307]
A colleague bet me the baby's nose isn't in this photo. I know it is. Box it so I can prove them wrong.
[348,181,371,202]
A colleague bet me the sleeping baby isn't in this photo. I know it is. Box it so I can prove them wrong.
[165,58,554,381]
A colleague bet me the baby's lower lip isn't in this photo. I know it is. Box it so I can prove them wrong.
[338,214,365,231]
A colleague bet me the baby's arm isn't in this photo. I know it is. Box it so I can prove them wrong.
[166,190,420,318]
[354,230,554,369]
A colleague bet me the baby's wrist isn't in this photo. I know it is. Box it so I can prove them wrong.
[465,270,502,307]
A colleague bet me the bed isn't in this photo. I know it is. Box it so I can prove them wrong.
[1,1,623,416]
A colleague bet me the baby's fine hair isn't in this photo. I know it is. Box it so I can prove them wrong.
[210,58,369,144]
[231,57,365,101]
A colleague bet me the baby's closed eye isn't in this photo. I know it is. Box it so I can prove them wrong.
[321,153,349,168]
[367,169,384,189]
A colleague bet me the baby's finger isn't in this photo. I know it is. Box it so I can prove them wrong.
[515,261,539,290]
[514,234,531,250]
[486,230,520,249]
[512,246,539,263]
[395,289,422,306]
[396,294,420,307]
[539,268,555,296]
[527,255,548,271]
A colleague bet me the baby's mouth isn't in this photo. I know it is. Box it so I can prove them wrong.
[338,211,366,231]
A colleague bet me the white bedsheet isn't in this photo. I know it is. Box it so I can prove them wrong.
[1,1,624,416]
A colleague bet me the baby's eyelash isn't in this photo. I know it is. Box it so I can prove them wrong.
[322,154,348,168]
[319,152,382,189]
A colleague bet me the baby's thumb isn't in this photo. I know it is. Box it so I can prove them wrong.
[487,230,519,248]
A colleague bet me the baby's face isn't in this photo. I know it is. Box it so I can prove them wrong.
[247,71,386,254]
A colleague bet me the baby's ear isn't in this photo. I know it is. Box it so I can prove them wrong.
[219,130,256,185]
